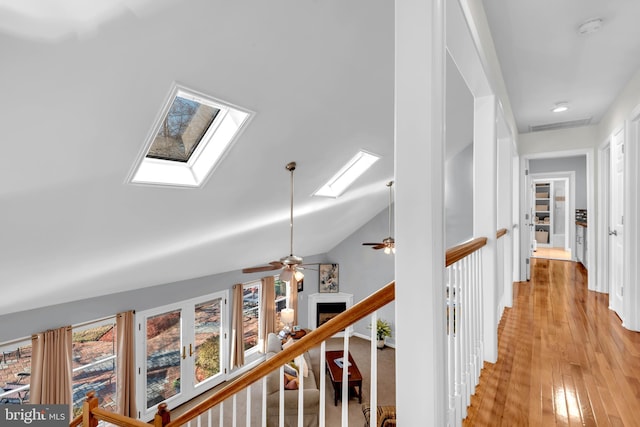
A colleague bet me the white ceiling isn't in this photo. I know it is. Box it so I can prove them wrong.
[482,0,640,133]
[6,1,636,316]
[0,0,396,315]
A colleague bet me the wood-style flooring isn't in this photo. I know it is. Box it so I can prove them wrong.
[463,258,640,426]
[533,247,572,260]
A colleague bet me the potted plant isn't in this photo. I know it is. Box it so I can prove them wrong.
[376,319,392,349]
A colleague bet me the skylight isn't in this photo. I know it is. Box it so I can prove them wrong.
[129,83,253,187]
[313,150,380,198]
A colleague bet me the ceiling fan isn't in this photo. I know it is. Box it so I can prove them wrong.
[363,180,395,254]
[242,161,312,281]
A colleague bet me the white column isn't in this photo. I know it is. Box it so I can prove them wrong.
[473,95,498,363]
[395,0,446,425]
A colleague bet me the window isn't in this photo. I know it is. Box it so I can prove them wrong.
[129,83,253,188]
[274,278,289,331]
[136,291,228,421]
[242,281,261,356]
[0,339,31,405]
[72,319,117,417]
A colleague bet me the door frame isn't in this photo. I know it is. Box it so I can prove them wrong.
[530,173,574,253]
[135,290,229,420]
[520,149,595,289]
[597,138,611,294]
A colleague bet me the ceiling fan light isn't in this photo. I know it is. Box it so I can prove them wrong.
[294,270,305,281]
[384,246,391,254]
[279,268,294,283]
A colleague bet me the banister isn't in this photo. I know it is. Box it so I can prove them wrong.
[445,237,488,267]
[90,408,150,427]
[496,228,507,239]
[69,414,82,427]
[167,280,395,427]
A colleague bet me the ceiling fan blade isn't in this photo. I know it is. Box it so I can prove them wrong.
[372,244,386,250]
[362,242,384,246]
[242,261,283,273]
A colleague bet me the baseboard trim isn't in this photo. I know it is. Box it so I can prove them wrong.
[353,331,396,349]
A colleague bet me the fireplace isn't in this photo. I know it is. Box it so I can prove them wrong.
[307,292,353,334]
[317,302,347,327]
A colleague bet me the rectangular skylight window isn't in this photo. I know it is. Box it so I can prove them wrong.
[129,83,253,188]
[146,97,220,162]
[313,150,380,198]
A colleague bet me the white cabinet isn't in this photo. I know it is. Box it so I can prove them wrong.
[576,223,587,268]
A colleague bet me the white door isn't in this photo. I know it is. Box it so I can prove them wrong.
[136,291,228,420]
[525,163,535,280]
[610,128,624,315]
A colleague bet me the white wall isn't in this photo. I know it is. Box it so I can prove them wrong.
[598,68,640,142]
[445,143,474,247]
[518,126,599,155]
[326,206,395,343]
[529,156,587,209]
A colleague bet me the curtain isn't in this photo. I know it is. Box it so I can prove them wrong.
[230,284,245,369]
[30,326,73,414]
[260,276,276,352]
[116,311,136,417]
[290,277,299,325]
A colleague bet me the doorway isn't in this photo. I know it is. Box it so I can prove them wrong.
[531,176,572,260]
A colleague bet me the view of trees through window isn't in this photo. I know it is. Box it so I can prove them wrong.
[242,282,260,353]
[72,320,117,416]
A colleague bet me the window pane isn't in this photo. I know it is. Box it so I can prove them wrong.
[0,342,31,405]
[194,299,221,385]
[72,322,117,417]
[274,279,288,330]
[243,284,260,352]
[146,310,182,409]
[147,96,220,162]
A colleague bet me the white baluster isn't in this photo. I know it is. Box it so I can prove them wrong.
[341,330,350,426]
[370,311,378,427]
[233,394,237,427]
[262,376,267,427]
[447,265,455,426]
[246,384,252,427]
[219,401,224,427]
[297,354,304,427]
[319,340,326,427]
[279,365,285,427]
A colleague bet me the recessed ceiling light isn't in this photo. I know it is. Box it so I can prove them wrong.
[551,102,570,113]
[578,18,603,35]
[313,150,380,198]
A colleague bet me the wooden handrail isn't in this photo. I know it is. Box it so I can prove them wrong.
[167,280,395,427]
[446,237,488,267]
[496,228,508,239]
[91,409,150,427]
[69,414,83,427]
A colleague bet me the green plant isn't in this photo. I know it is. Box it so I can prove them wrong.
[376,319,392,340]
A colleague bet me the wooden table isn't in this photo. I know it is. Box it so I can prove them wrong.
[325,350,363,406]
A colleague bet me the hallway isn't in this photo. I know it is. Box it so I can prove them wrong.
[463,258,640,426]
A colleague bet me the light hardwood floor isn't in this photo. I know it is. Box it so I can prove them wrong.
[533,247,572,260]
[463,258,640,426]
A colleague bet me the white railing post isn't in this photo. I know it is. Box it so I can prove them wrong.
[370,311,378,427]
[319,341,326,427]
[341,330,350,426]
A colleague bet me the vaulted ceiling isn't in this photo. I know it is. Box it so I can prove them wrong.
[0,0,395,315]
[3,0,640,316]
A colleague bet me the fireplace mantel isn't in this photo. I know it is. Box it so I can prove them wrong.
[308,292,354,332]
